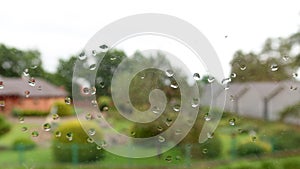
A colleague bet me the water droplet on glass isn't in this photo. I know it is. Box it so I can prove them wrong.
[170,82,178,89]
[230,73,237,78]
[202,148,208,154]
[100,140,107,147]
[165,156,172,163]
[290,86,298,91]
[82,87,90,95]
[157,126,163,132]
[101,106,109,112]
[224,85,230,90]
[229,118,236,126]
[37,85,42,91]
[87,137,94,143]
[283,55,289,61]
[65,97,71,104]
[52,114,59,120]
[158,135,165,143]
[230,95,235,102]
[193,73,201,80]
[21,126,28,132]
[172,104,180,112]
[99,44,109,52]
[239,64,247,71]
[221,78,232,85]
[292,72,298,78]
[99,81,105,88]
[0,100,5,107]
[85,113,92,120]
[91,100,98,107]
[23,69,29,76]
[55,131,62,138]
[90,87,96,95]
[175,129,182,135]
[30,65,37,69]
[89,64,96,71]
[96,146,102,150]
[204,113,211,121]
[92,50,97,56]
[152,106,160,114]
[43,123,51,131]
[207,132,214,139]
[165,69,174,77]
[32,131,39,137]
[270,64,279,71]
[207,76,215,83]
[19,116,24,123]
[131,131,136,136]
[78,51,87,60]
[66,132,73,141]
[191,98,200,108]
[88,128,96,136]
[0,81,4,89]
[24,90,30,98]
[110,56,117,61]
[251,136,257,142]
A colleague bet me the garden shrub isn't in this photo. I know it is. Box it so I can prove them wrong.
[12,108,49,116]
[12,137,36,151]
[237,142,268,157]
[52,101,74,117]
[0,114,10,137]
[272,129,300,151]
[52,120,104,163]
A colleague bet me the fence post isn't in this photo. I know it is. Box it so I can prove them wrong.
[230,133,237,159]
[72,144,79,165]
[17,145,25,165]
[185,144,191,168]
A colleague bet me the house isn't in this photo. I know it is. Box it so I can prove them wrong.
[0,77,68,115]
[200,81,300,123]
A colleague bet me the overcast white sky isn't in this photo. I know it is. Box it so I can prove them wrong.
[1,0,299,76]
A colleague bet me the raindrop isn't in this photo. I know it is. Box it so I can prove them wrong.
[37,85,42,91]
[152,106,160,114]
[99,81,105,88]
[207,132,214,139]
[24,90,30,98]
[78,51,87,60]
[100,140,107,147]
[229,118,236,126]
[85,113,92,120]
[23,69,29,76]
[0,81,4,89]
[110,56,117,61]
[204,113,211,121]
[170,82,178,89]
[239,64,247,71]
[157,126,163,132]
[101,106,109,112]
[207,76,215,83]
[193,73,201,80]
[32,131,39,137]
[99,44,109,52]
[92,50,97,56]
[66,132,73,141]
[172,104,180,112]
[89,64,96,71]
[158,135,165,143]
[270,64,279,71]
[224,85,230,90]
[165,156,172,163]
[87,137,94,143]
[96,146,102,150]
[230,95,235,102]
[251,136,257,142]
[131,131,136,136]
[90,87,96,95]
[191,98,200,108]
[82,87,90,95]
[202,148,208,154]
[230,73,237,78]
[290,86,298,91]
[30,65,37,69]
[165,69,174,77]
[0,100,5,107]
[175,129,182,135]
[21,126,28,132]
[19,116,25,123]
[292,72,298,78]
[65,97,71,104]
[52,114,59,120]
[91,100,98,107]
[88,128,96,136]
[55,131,62,138]
[221,78,232,85]
[43,123,51,131]
[283,55,289,61]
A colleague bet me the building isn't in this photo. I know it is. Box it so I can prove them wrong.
[0,77,68,115]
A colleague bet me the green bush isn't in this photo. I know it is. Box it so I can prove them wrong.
[12,108,49,116]
[0,114,10,137]
[12,137,36,151]
[237,142,266,157]
[272,129,300,151]
[52,120,104,163]
[52,102,74,117]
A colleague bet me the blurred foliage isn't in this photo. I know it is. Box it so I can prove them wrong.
[52,101,74,117]
[0,114,10,137]
[52,120,104,163]
[236,141,270,157]
[11,108,49,117]
[271,129,300,151]
[12,137,36,151]
[279,101,300,120]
